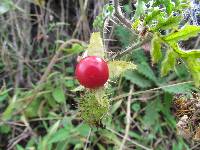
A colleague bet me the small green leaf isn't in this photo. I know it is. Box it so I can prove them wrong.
[169,42,200,58]
[161,50,177,76]
[153,16,182,31]
[124,71,153,88]
[65,43,84,54]
[108,60,137,79]
[137,62,157,82]
[111,100,122,114]
[76,124,90,137]
[0,124,11,134]
[164,0,175,15]
[2,95,17,121]
[151,34,162,64]
[131,103,141,112]
[144,9,161,25]
[163,25,200,42]
[16,145,25,150]
[48,128,70,144]
[52,86,65,103]
[87,32,104,58]
[134,0,146,19]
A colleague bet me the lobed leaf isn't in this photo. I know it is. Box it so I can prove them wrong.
[151,34,162,64]
[153,16,182,31]
[161,50,178,76]
[124,71,153,88]
[169,42,200,58]
[144,9,161,25]
[163,25,200,42]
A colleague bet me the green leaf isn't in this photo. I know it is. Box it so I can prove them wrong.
[0,124,11,134]
[70,43,84,54]
[39,121,61,150]
[163,25,200,42]
[111,100,122,114]
[186,57,200,87]
[134,0,146,19]
[137,62,157,82]
[131,103,141,112]
[151,34,162,64]
[0,88,11,102]
[153,16,182,31]
[16,145,25,150]
[108,60,137,79]
[2,95,17,121]
[87,32,104,58]
[164,0,175,15]
[162,82,194,93]
[169,42,200,58]
[48,128,70,144]
[161,50,177,76]
[52,86,65,103]
[76,124,90,137]
[143,99,161,127]
[144,9,161,25]
[124,71,153,88]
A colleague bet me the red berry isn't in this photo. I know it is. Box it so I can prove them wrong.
[75,56,109,89]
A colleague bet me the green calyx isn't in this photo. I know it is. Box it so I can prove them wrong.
[79,90,110,127]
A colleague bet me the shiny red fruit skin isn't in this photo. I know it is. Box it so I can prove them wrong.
[75,56,109,89]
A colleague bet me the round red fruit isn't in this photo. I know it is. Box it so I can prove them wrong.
[75,56,109,89]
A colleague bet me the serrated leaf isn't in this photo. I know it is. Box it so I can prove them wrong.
[151,34,162,64]
[169,42,200,58]
[87,32,104,58]
[137,62,157,82]
[52,86,65,103]
[161,50,177,76]
[124,71,153,88]
[143,99,161,127]
[164,25,200,42]
[108,61,137,79]
[144,9,161,25]
[154,16,182,31]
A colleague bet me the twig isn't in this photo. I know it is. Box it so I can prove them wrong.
[107,127,152,150]
[111,81,194,101]
[119,85,134,150]
[113,0,132,29]
[84,128,92,150]
[112,33,153,59]
[194,36,200,49]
